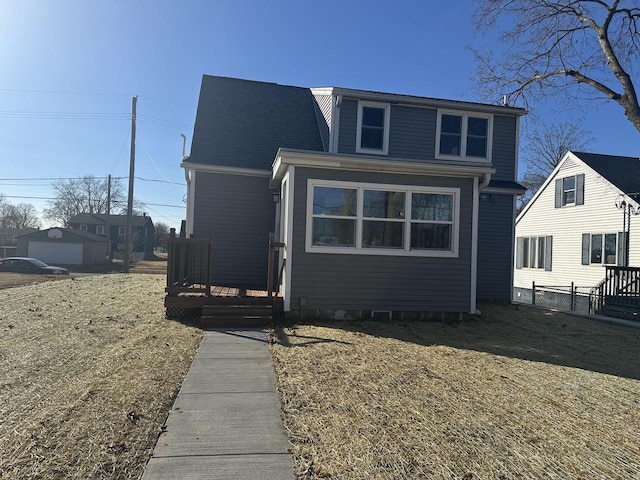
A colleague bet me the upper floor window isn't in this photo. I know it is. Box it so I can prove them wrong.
[118,226,126,236]
[555,174,584,207]
[436,111,492,161]
[356,101,390,155]
[307,179,459,257]
[96,225,107,235]
[79,224,88,231]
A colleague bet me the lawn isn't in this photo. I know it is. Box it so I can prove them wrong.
[0,273,202,479]
[270,305,640,479]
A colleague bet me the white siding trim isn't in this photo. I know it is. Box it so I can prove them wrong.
[186,169,196,236]
[181,162,270,178]
[470,176,479,314]
[283,167,295,312]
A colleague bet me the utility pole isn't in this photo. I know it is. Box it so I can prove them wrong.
[106,174,112,262]
[123,96,137,273]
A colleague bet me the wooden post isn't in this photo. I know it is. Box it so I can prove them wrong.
[571,281,575,311]
[267,233,275,298]
[206,230,212,296]
[532,281,536,305]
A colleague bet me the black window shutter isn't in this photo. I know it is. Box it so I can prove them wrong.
[576,174,585,205]
[545,236,553,271]
[516,237,523,269]
[581,234,590,265]
[555,178,563,208]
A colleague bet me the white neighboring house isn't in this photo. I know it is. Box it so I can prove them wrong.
[514,151,640,306]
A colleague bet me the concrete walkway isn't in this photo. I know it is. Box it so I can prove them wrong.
[141,329,294,480]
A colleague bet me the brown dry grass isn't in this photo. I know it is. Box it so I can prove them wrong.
[0,273,203,479]
[270,304,640,479]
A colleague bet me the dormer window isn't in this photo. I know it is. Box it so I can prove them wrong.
[436,110,492,161]
[356,101,390,155]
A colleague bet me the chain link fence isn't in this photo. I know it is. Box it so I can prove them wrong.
[513,283,601,315]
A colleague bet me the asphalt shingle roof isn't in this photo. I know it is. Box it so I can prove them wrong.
[187,75,325,170]
[574,151,640,198]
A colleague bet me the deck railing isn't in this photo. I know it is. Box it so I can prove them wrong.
[598,265,640,309]
[166,229,212,296]
[267,232,285,298]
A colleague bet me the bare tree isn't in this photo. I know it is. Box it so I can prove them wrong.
[472,0,640,132]
[0,195,41,229]
[154,222,170,249]
[44,176,125,227]
[518,117,594,210]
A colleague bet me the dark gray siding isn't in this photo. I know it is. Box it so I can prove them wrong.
[490,115,517,182]
[337,100,518,184]
[193,172,275,288]
[289,167,473,312]
[477,193,515,300]
[338,99,436,161]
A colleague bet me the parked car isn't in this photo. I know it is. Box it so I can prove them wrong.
[0,257,69,275]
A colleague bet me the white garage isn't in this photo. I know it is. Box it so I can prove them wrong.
[27,241,84,265]
[16,228,107,267]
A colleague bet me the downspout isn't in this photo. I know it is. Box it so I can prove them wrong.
[181,134,194,236]
[471,173,490,316]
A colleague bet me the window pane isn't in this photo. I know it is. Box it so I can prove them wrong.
[363,190,405,218]
[411,224,451,250]
[605,233,617,264]
[591,234,602,263]
[441,115,461,134]
[313,187,357,216]
[439,133,461,155]
[564,176,576,190]
[467,117,487,136]
[411,193,453,221]
[529,238,536,268]
[362,107,385,127]
[537,237,545,269]
[466,137,487,157]
[362,221,404,248]
[522,237,530,268]
[361,127,384,149]
[312,218,356,246]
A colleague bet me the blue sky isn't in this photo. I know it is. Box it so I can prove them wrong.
[1,0,638,229]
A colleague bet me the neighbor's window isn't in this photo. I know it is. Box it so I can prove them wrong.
[79,224,88,231]
[308,180,459,257]
[96,225,107,235]
[118,226,126,236]
[582,233,618,265]
[356,101,390,155]
[436,111,491,160]
[555,174,585,207]
[516,235,552,270]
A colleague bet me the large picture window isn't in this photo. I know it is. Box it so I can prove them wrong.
[307,180,459,257]
[436,110,492,161]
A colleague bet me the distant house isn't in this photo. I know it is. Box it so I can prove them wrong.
[514,151,640,313]
[16,228,107,266]
[0,228,38,257]
[68,213,155,261]
[178,75,526,318]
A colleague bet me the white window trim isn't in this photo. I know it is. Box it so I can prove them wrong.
[118,226,126,236]
[356,101,390,155]
[79,224,88,231]
[96,225,107,235]
[306,179,460,258]
[585,232,618,266]
[435,109,493,162]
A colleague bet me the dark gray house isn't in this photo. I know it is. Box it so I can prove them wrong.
[68,213,155,261]
[182,75,525,317]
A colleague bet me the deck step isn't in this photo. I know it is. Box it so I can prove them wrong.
[200,303,273,328]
